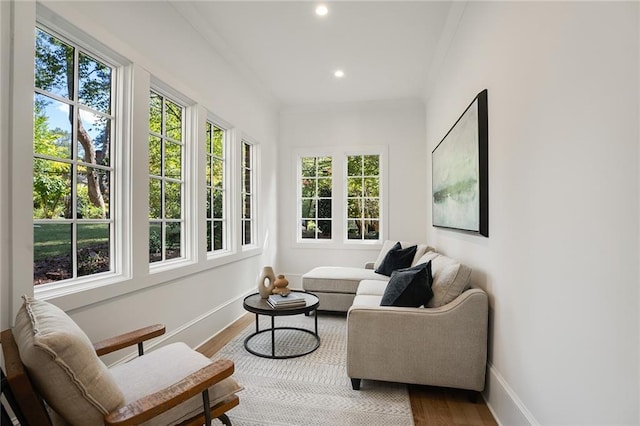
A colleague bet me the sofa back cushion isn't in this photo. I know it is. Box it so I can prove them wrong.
[13,296,124,425]
[420,254,472,308]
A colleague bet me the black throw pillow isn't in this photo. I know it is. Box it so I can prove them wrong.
[380,261,434,308]
[375,242,417,276]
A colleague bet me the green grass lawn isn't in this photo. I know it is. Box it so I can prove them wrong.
[34,223,109,260]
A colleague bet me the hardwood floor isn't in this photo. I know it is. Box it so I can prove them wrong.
[197,313,497,426]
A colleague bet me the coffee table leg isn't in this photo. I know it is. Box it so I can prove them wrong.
[255,313,259,333]
[271,316,275,357]
[314,310,318,334]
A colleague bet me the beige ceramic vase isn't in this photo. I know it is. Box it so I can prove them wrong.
[272,274,290,296]
[257,266,276,299]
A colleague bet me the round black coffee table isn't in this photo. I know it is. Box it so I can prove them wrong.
[242,291,320,359]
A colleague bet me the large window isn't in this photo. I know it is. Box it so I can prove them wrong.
[148,90,184,263]
[33,26,115,285]
[206,121,227,253]
[241,140,255,246]
[299,156,332,240]
[346,154,380,241]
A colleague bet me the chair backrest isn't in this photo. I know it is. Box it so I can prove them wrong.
[1,328,52,425]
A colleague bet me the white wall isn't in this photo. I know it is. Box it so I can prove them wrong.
[0,0,9,331]
[425,2,639,424]
[2,0,279,358]
[278,100,427,286]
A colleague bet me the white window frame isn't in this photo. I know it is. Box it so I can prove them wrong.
[33,12,132,300]
[205,115,232,258]
[240,137,259,250]
[148,82,196,271]
[296,153,334,243]
[344,152,383,243]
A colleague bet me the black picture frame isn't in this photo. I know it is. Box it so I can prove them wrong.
[431,89,488,237]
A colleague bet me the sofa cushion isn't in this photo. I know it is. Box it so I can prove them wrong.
[375,242,417,276]
[110,343,243,426]
[381,262,433,307]
[13,296,124,425]
[356,280,389,296]
[302,266,388,294]
[426,254,472,308]
[351,294,383,308]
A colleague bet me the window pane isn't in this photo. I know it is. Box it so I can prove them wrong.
[149,136,161,176]
[149,178,161,218]
[317,178,331,197]
[363,177,379,197]
[165,141,181,179]
[363,155,379,176]
[165,100,182,141]
[165,181,181,219]
[206,220,212,252]
[347,156,362,176]
[33,159,72,219]
[347,177,362,197]
[363,220,379,240]
[213,221,223,251]
[212,158,223,188]
[149,92,162,134]
[318,157,332,176]
[34,94,72,159]
[301,179,314,197]
[301,157,316,177]
[243,143,251,168]
[165,222,181,259]
[212,189,223,219]
[77,165,109,219]
[347,198,362,219]
[243,220,252,245]
[78,53,111,114]
[77,110,110,166]
[149,222,162,262]
[77,223,110,277]
[364,198,379,218]
[347,220,362,240]
[206,189,212,219]
[206,122,212,154]
[213,127,224,157]
[34,222,72,284]
[35,28,74,99]
[301,220,315,239]
[244,168,251,194]
[317,220,332,239]
[301,199,315,218]
[243,194,252,219]
[318,199,331,218]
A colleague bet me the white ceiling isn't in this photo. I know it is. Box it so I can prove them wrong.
[172,1,456,106]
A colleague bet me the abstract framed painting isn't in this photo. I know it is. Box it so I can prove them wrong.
[432,89,488,237]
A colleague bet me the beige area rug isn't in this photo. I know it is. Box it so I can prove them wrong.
[211,313,414,426]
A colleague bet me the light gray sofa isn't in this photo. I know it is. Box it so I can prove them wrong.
[302,241,488,393]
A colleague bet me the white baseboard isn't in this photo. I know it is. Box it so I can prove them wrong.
[484,362,538,426]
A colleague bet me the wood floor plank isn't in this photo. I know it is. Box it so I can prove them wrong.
[198,314,497,425]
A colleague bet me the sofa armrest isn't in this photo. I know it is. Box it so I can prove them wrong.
[346,288,488,391]
[364,262,375,269]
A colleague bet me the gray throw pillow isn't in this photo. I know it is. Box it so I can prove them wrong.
[380,261,433,307]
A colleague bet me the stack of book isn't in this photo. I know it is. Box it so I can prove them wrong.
[267,293,306,309]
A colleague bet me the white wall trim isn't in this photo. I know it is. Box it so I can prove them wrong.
[484,362,538,426]
[106,289,252,367]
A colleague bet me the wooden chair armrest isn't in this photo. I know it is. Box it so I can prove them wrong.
[93,324,165,356]
[104,359,235,426]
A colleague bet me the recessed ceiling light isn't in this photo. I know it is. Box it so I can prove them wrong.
[334,69,345,78]
[315,5,328,16]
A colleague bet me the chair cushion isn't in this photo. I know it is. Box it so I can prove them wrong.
[380,262,433,308]
[426,254,472,308]
[110,342,243,426]
[12,296,124,425]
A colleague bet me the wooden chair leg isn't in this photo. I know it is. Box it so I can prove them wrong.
[350,378,361,390]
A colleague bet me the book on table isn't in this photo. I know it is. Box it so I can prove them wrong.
[268,293,306,309]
